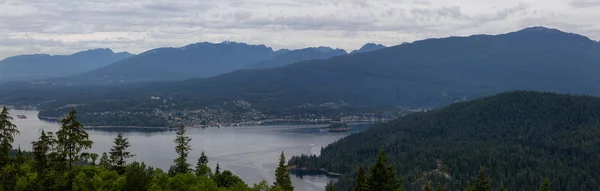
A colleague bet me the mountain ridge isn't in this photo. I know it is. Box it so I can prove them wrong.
[0,48,134,82]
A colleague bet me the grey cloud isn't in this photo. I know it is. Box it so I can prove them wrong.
[1,0,599,60]
[0,37,64,46]
[570,0,600,8]
[472,3,530,25]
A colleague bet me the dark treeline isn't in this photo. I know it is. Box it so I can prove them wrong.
[0,106,294,191]
[290,91,600,190]
[337,148,553,191]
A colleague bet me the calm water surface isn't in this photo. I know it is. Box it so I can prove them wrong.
[10,109,374,191]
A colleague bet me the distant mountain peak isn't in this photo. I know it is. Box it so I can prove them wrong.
[511,26,591,41]
[312,46,336,52]
[73,48,115,56]
[519,26,564,33]
[350,43,387,54]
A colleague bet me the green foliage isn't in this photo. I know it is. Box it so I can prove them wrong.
[123,162,154,191]
[290,91,600,190]
[368,148,399,191]
[98,152,111,169]
[195,151,211,177]
[539,178,552,191]
[473,168,491,191]
[274,151,293,191]
[109,132,134,174]
[169,126,192,176]
[353,164,369,191]
[326,181,335,191]
[216,170,245,188]
[56,108,93,170]
[0,106,19,168]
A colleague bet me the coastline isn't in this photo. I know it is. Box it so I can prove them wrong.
[288,165,343,177]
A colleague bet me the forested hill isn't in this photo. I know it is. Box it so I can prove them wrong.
[289,91,600,191]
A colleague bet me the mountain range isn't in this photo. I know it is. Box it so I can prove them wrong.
[3,26,600,126]
[0,49,133,82]
[47,43,384,85]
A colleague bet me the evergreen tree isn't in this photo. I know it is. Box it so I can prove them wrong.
[14,146,26,165]
[56,108,93,170]
[368,148,398,191]
[123,162,154,191]
[0,106,19,167]
[273,151,293,191]
[32,130,56,188]
[195,151,211,176]
[168,125,192,176]
[424,181,433,191]
[539,178,552,191]
[464,181,472,191]
[326,181,335,191]
[354,164,369,191]
[109,132,135,174]
[89,153,99,166]
[98,152,111,169]
[215,163,221,175]
[473,167,491,191]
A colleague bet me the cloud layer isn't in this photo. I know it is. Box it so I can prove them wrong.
[1,0,599,59]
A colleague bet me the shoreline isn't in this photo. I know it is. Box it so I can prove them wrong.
[38,114,383,129]
[288,165,343,177]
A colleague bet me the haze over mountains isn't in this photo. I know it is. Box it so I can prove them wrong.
[26,42,382,85]
[0,49,133,82]
[247,47,348,69]
[5,26,600,127]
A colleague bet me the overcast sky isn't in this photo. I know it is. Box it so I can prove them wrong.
[1,0,599,60]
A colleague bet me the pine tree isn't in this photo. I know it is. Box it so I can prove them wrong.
[464,181,472,191]
[326,181,335,191]
[98,152,111,169]
[473,167,491,191]
[368,148,398,191]
[539,178,552,191]
[168,125,192,176]
[274,151,293,191]
[354,164,369,191]
[89,153,99,166]
[195,151,211,176]
[424,181,433,191]
[109,132,135,174]
[56,108,93,170]
[32,130,56,188]
[215,163,221,175]
[0,106,19,167]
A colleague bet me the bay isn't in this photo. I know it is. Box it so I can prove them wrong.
[9,109,374,191]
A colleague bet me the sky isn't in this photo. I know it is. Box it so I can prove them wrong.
[1,0,600,60]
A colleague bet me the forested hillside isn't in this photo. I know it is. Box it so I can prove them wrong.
[290,91,600,190]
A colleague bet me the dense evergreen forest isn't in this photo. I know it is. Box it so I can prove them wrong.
[0,106,295,191]
[290,91,600,191]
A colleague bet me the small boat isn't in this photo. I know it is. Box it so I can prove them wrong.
[17,115,27,119]
[327,123,351,133]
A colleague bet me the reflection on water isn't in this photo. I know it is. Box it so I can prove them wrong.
[9,109,375,191]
